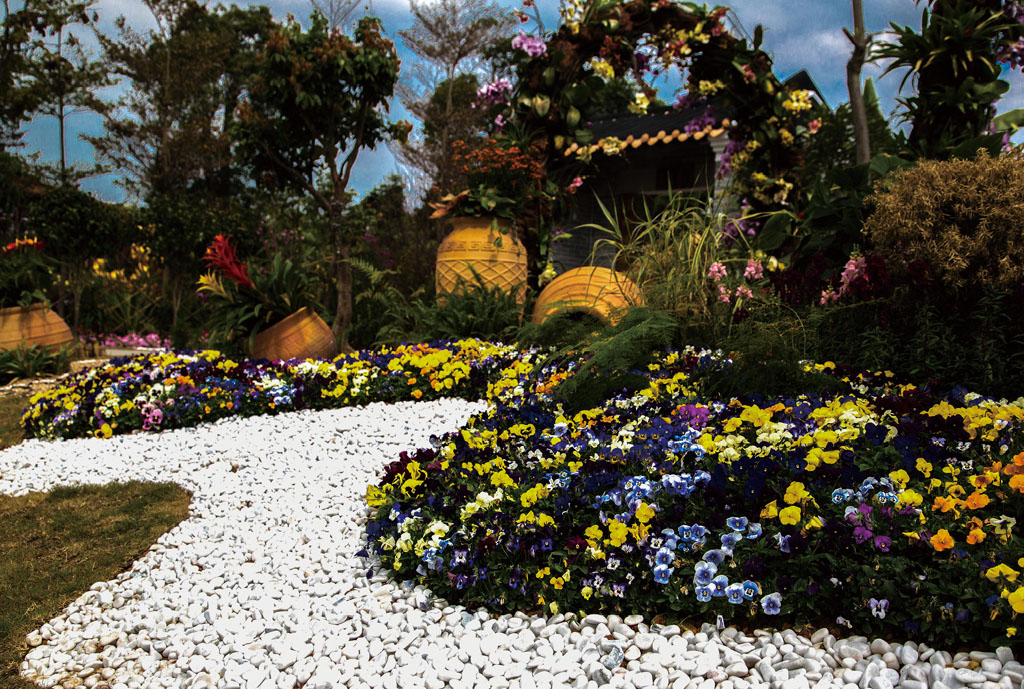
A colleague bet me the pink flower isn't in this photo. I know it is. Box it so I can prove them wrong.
[708,262,727,281]
[839,255,867,295]
[808,119,821,134]
[743,259,763,280]
[735,285,753,300]
[566,176,584,194]
[717,284,731,303]
[476,78,512,106]
[512,31,546,57]
[819,288,839,306]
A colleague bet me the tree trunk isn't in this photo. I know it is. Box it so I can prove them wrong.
[329,205,353,353]
[845,0,871,165]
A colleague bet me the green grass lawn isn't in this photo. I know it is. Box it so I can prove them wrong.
[0,396,28,452]
[0,398,192,688]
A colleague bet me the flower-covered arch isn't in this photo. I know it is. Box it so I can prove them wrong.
[502,0,820,211]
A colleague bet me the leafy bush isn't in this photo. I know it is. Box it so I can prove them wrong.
[689,312,840,401]
[354,261,523,346]
[864,151,1024,290]
[519,307,681,416]
[0,238,51,307]
[0,343,70,385]
[27,186,133,329]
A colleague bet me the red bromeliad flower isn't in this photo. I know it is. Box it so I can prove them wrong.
[203,235,253,289]
[3,237,43,253]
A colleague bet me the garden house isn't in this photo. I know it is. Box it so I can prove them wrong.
[550,70,826,273]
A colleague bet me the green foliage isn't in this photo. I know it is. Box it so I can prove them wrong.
[805,287,1024,399]
[27,185,131,328]
[1,0,108,152]
[547,307,680,415]
[516,310,604,350]
[232,12,407,207]
[0,239,51,307]
[786,153,913,271]
[231,11,407,348]
[27,185,127,265]
[200,248,324,353]
[687,312,840,400]
[90,0,273,197]
[875,0,1024,158]
[0,342,70,385]
[800,78,897,182]
[353,259,522,346]
[864,150,1024,290]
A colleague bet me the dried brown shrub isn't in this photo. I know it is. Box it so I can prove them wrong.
[864,150,1024,289]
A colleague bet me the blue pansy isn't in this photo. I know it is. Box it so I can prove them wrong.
[703,549,727,565]
[726,516,749,532]
[694,560,717,586]
[761,592,782,615]
[710,575,729,597]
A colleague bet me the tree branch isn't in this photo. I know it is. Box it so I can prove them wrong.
[259,138,330,210]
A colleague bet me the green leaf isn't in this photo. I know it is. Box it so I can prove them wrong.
[993,108,1024,132]
[948,133,1004,159]
[757,212,792,252]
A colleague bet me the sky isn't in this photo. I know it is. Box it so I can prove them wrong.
[17,0,1024,204]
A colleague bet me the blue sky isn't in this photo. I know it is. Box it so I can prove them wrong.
[18,0,1024,203]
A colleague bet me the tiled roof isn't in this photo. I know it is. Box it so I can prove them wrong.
[563,116,730,157]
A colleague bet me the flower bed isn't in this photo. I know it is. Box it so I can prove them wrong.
[21,338,1024,649]
[365,349,1024,650]
[21,340,519,440]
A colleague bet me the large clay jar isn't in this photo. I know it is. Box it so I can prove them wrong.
[435,217,527,304]
[0,303,73,352]
[532,267,643,326]
[250,307,337,361]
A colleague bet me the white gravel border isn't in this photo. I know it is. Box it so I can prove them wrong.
[1,400,1020,689]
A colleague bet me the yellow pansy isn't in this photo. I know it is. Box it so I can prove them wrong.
[784,482,810,505]
[1009,588,1024,614]
[635,502,656,524]
[986,564,1020,583]
[779,506,801,525]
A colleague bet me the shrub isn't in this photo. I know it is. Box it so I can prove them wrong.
[864,151,1024,290]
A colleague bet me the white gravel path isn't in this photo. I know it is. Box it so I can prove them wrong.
[1,399,1020,689]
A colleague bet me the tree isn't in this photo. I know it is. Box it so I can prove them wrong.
[309,0,362,29]
[87,0,272,198]
[843,0,871,165]
[395,0,513,202]
[1,0,42,147]
[232,13,408,351]
[1,0,108,167]
[86,0,272,330]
